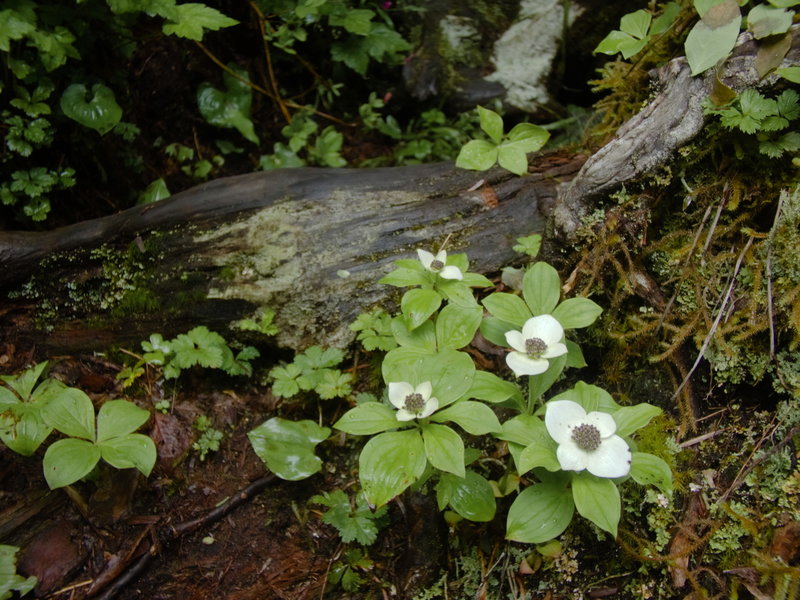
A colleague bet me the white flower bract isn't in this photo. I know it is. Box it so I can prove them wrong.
[388,381,439,421]
[504,314,568,377]
[417,249,463,280]
[544,399,631,478]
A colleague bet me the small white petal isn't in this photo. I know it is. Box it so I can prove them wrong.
[439,265,463,280]
[415,381,433,400]
[545,400,587,444]
[417,249,435,270]
[504,330,527,353]
[586,435,631,478]
[556,439,590,472]
[395,409,418,422]
[506,352,549,377]
[542,341,568,359]
[434,250,448,263]
[418,396,439,419]
[388,381,414,409]
[585,411,617,438]
[522,314,563,345]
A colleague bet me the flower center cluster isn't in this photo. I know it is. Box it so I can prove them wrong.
[403,393,426,414]
[430,259,445,271]
[570,423,602,451]
[525,337,547,358]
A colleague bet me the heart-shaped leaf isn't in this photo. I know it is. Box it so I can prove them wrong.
[60,83,122,134]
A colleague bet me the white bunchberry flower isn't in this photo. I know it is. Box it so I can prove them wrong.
[504,314,568,377]
[544,400,631,478]
[388,381,439,421]
[417,249,463,280]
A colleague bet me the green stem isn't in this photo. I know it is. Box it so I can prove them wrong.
[526,375,536,414]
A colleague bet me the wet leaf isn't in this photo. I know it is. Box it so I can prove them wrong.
[248,417,330,481]
[60,83,122,134]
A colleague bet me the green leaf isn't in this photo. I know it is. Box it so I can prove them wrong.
[401,288,442,329]
[197,66,258,144]
[477,106,504,144]
[99,433,157,476]
[437,471,496,522]
[650,2,681,35]
[571,473,621,537]
[391,318,437,352]
[431,401,502,435]
[42,438,101,488]
[382,348,475,408]
[60,83,122,135]
[378,265,429,287]
[360,430,426,507]
[435,304,482,350]
[777,66,800,83]
[466,370,521,404]
[630,452,673,493]
[310,490,387,545]
[0,544,37,599]
[334,403,399,435]
[685,1,741,76]
[139,178,170,204]
[507,122,550,151]
[620,9,652,38]
[497,414,548,446]
[247,418,330,481]
[162,3,238,40]
[594,30,647,58]
[497,142,529,175]
[1,361,49,400]
[523,262,561,315]
[506,480,574,543]
[551,297,603,329]
[612,403,662,437]
[329,8,374,35]
[314,369,353,400]
[310,126,346,167]
[41,387,96,441]
[747,4,793,39]
[549,381,621,414]
[0,409,52,456]
[270,363,302,398]
[479,316,517,347]
[0,8,36,52]
[421,423,464,477]
[526,353,567,402]
[513,234,542,257]
[455,139,498,171]
[481,292,532,328]
[518,435,560,473]
[96,399,150,442]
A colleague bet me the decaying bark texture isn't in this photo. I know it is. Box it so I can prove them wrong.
[0,159,581,353]
[554,26,800,239]
[1,27,796,354]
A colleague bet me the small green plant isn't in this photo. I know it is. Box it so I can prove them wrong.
[349,308,397,351]
[268,345,352,400]
[234,308,279,336]
[309,488,389,545]
[192,415,223,461]
[327,548,374,593]
[164,142,224,180]
[197,64,259,145]
[0,545,36,600]
[0,362,61,455]
[455,106,549,176]
[258,110,346,169]
[594,3,680,59]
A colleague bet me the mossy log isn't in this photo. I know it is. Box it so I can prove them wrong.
[1,28,795,354]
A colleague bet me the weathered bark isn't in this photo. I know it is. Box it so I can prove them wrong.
[0,159,580,352]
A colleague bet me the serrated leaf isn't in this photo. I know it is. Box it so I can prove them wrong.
[162,3,238,41]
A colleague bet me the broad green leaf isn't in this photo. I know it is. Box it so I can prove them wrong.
[0,544,37,599]
[497,414,548,446]
[360,429,426,507]
[455,139,498,171]
[767,0,800,7]
[431,401,501,435]
[630,452,673,493]
[651,3,681,35]
[479,316,517,347]
[685,1,741,76]
[481,292,532,328]
[477,106,504,144]
[41,387,96,440]
[565,340,587,368]
[43,438,101,488]
[96,400,150,442]
[527,353,567,401]
[437,471,496,522]
[391,318,437,352]
[551,297,603,329]
[620,10,652,38]
[247,417,330,481]
[401,288,442,329]
[422,423,464,477]
[506,480,574,543]
[139,178,170,204]
[334,403,400,435]
[613,404,662,437]
[497,143,529,175]
[435,304,482,350]
[382,347,474,408]
[329,8,374,35]
[162,3,238,40]
[746,4,792,38]
[2,361,49,399]
[437,279,481,307]
[0,410,52,456]
[99,433,157,476]
[571,473,621,537]
[0,9,36,52]
[507,123,550,150]
[197,66,258,144]
[594,30,647,58]
[548,381,621,414]
[466,370,521,404]
[523,262,561,315]
[518,435,561,474]
[60,83,122,134]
